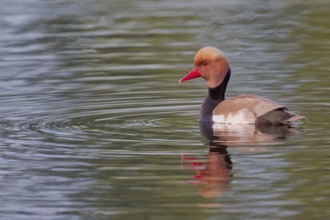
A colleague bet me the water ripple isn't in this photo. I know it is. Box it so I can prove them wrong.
[0,0,329,219]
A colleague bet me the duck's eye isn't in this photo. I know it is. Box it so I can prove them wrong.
[201,61,208,66]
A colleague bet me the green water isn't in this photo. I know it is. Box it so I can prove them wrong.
[0,0,329,219]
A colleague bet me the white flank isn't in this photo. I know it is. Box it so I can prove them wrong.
[212,108,255,124]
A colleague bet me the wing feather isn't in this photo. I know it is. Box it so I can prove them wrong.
[213,94,286,120]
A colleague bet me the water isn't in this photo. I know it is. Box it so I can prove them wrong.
[0,0,330,219]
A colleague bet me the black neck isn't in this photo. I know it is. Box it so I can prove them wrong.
[199,68,231,121]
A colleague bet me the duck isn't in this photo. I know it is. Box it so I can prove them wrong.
[179,46,302,126]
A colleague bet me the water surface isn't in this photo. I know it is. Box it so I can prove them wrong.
[1,0,330,219]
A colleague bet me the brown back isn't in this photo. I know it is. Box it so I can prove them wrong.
[213,94,286,118]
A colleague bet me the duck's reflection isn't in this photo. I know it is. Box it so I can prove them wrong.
[210,123,298,146]
[181,122,297,198]
[181,144,232,198]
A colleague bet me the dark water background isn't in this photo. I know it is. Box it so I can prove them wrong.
[0,0,330,219]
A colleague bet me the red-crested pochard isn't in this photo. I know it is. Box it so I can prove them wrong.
[179,46,302,126]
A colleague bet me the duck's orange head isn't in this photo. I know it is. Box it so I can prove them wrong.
[179,47,230,88]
